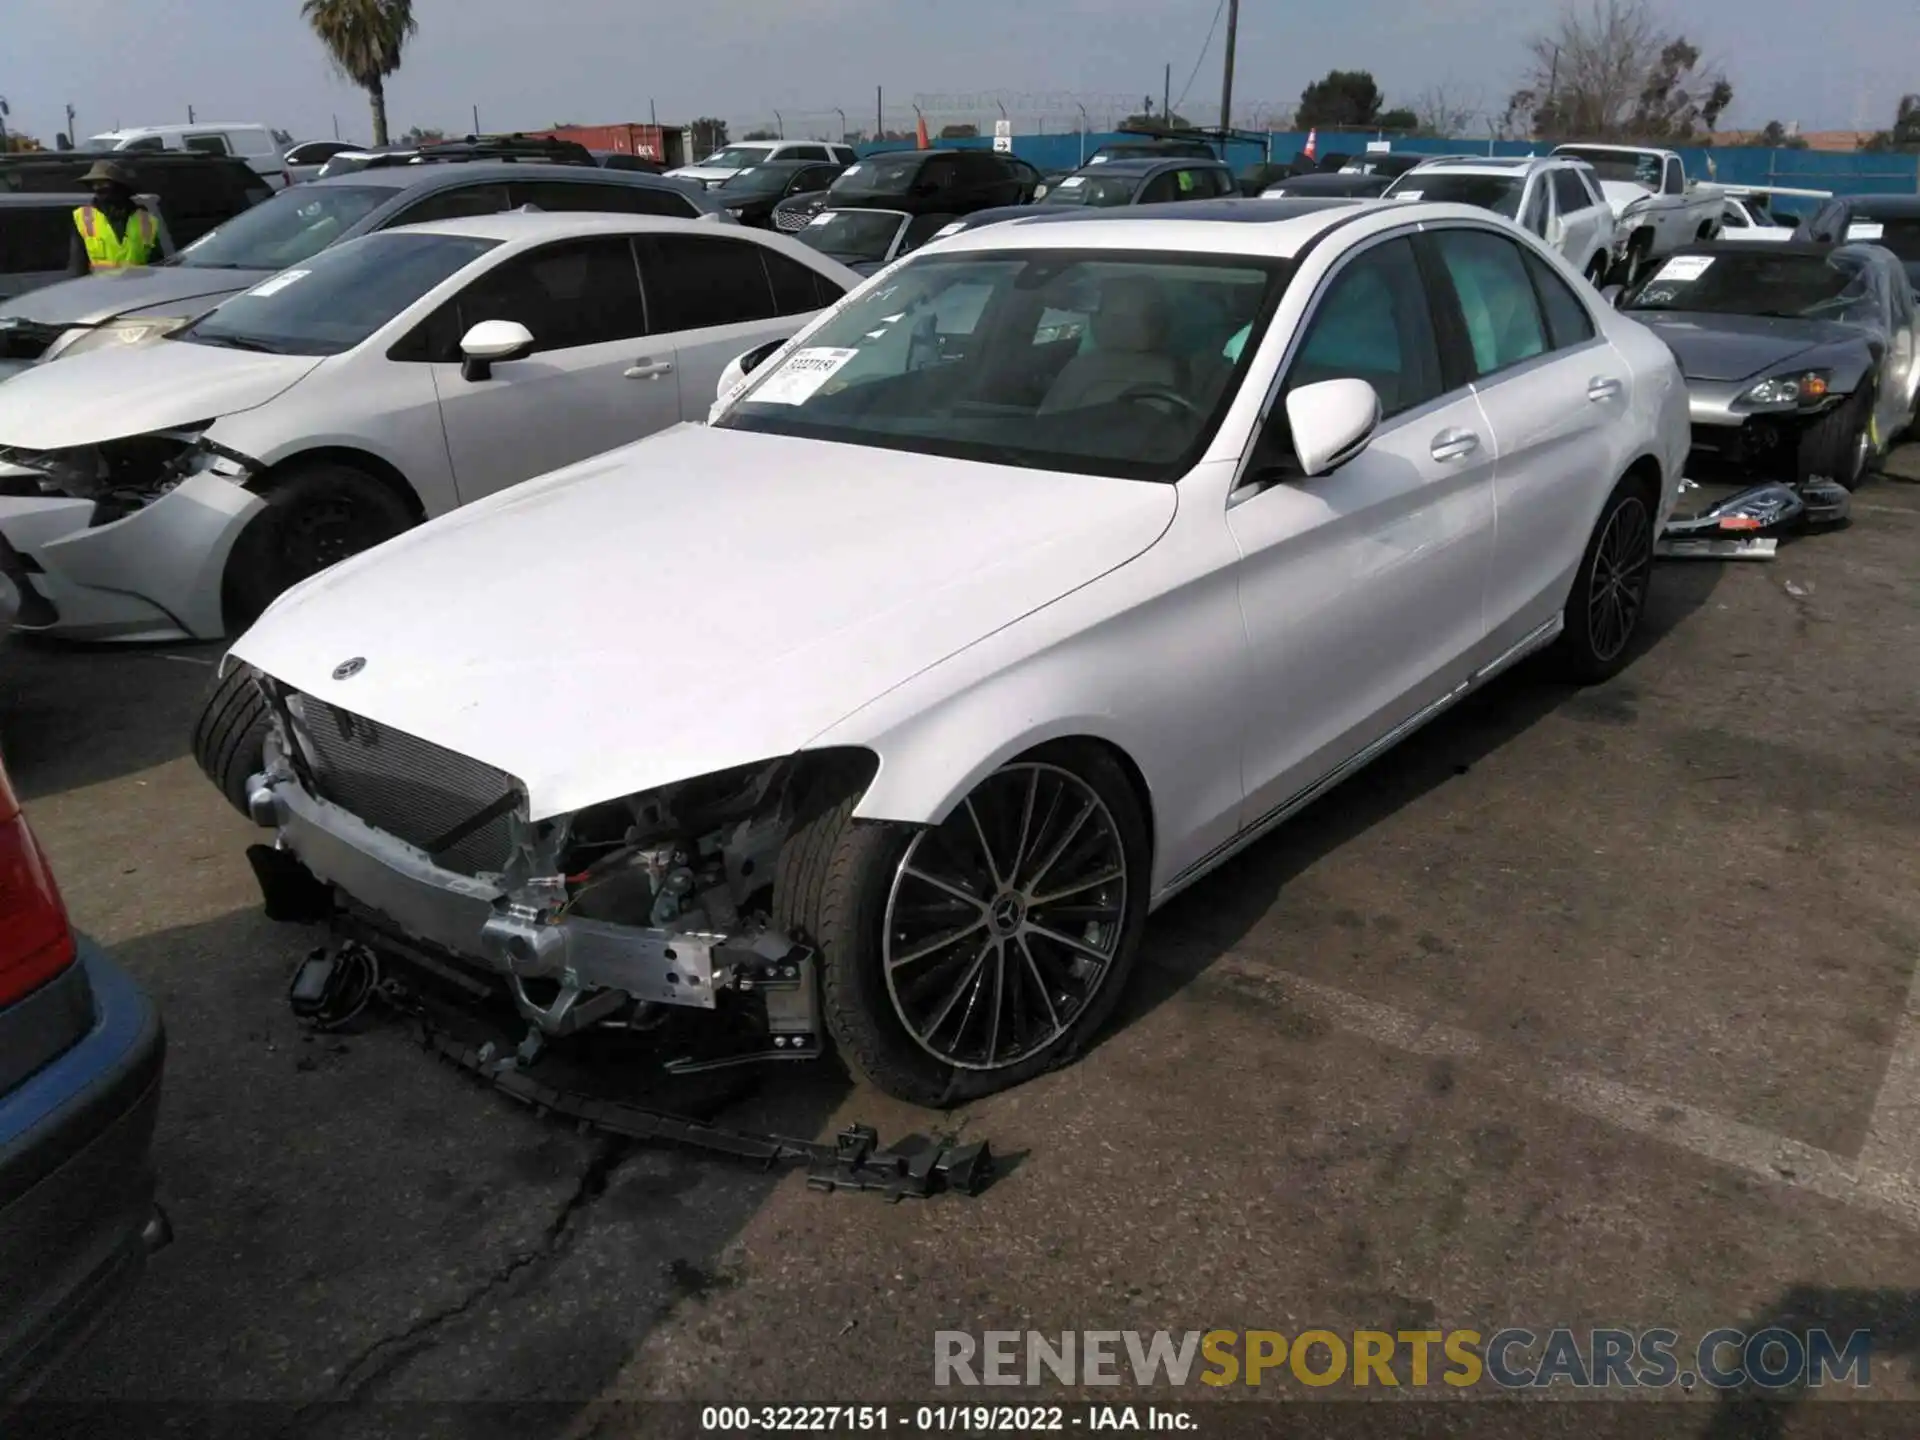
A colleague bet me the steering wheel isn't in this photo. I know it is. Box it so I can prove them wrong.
[1115,383,1202,417]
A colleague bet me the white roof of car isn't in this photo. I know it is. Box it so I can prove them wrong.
[91,123,271,137]
[1411,156,1575,176]
[922,200,1501,261]
[395,212,745,244]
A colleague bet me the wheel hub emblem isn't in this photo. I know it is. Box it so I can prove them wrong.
[988,894,1024,936]
[332,656,366,681]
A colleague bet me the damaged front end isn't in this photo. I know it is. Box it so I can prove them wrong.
[0,431,262,639]
[245,678,839,1069]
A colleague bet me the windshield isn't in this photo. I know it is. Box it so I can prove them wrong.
[698,146,774,170]
[832,156,923,195]
[1624,250,1879,324]
[180,231,498,356]
[1555,148,1660,188]
[1386,172,1523,217]
[1043,173,1141,207]
[795,210,903,263]
[719,166,799,198]
[173,185,389,271]
[716,250,1288,481]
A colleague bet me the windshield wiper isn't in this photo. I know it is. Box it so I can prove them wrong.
[191,333,284,354]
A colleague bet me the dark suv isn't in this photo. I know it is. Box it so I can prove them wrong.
[826,148,1043,218]
[0,161,722,372]
[0,148,271,249]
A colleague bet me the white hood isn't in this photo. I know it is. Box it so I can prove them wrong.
[1599,179,1655,217]
[0,339,321,449]
[233,424,1177,819]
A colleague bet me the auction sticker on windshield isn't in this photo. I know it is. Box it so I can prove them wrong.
[1848,222,1886,240]
[1653,256,1714,283]
[751,347,860,405]
[245,270,311,298]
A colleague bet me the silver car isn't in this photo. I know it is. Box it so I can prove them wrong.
[0,163,728,380]
[0,214,858,643]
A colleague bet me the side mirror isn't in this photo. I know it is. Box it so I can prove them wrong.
[714,338,786,404]
[459,320,534,382]
[1286,378,1381,477]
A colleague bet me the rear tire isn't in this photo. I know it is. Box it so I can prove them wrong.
[1549,472,1658,685]
[222,461,415,634]
[1797,384,1875,491]
[192,660,271,820]
[773,743,1150,1107]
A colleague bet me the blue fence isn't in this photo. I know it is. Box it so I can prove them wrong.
[858,131,1919,197]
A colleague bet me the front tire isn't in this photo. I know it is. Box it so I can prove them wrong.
[773,744,1150,1107]
[1797,385,1875,491]
[192,660,271,819]
[1550,473,1657,684]
[222,461,415,633]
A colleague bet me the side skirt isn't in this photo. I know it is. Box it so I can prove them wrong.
[1150,614,1564,910]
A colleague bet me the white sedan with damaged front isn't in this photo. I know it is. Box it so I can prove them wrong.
[219,200,1688,1106]
[0,213,852,642]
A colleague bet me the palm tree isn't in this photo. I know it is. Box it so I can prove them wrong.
[300,0,418,147]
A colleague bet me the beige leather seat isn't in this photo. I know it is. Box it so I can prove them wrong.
[1038,278,1180,413]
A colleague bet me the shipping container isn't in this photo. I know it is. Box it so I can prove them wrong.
[529,124,687,168]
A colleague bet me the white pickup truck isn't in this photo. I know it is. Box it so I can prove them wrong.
[1551,144,1725,283]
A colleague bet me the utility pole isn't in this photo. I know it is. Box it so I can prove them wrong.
[835,107,847,143]
[774,109,785,138]
[1219,0,1240,132]
[1164,63,1172,126]
[876,85,884,140]
[66,103,78,147]
[331,113,340,139]
[187,104,196,123]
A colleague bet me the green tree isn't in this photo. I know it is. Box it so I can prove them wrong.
[401,125,445,145]
[1377,107,1419,130]
[742,128,780,140]
[938,122,979,139]
[689,117,730,157]
[1860,94,1920,152]
[300,0,418,147]
[1297,70,1386,128]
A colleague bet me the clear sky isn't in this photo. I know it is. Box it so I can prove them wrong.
[6,0,1912,147]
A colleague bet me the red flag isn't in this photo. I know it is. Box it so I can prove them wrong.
[916,114,931,149]
[1304,128,1318,160]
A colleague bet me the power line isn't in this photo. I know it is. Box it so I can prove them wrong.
[1173,0,1229,115]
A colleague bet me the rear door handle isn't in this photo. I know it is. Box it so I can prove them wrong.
[625,358,675,380]
[1588,376,1625,402]
[1430,428,1481,463]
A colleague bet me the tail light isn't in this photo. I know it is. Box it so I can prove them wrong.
[0,753,77,1007]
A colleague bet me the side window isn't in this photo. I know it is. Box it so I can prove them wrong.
[1287,236,1445,418]
[919,157,960,193]
[1551,169,1590,216]
[184,134,231,155]
[1580,170,1607,208]
[1429,228,1550,377]
[1519,181,1549,237]
[391,184,512,225]
[231,130,275,157]
[1720,202,1749,229]
[764,250,845,315]
[452,237,647,352]
[1521,249,1596,349]
[641,233,778,331]
[511,180,696,218]
[790,166,840,195]
[1138,172,1181,205]
[0,207,74,274]
[790,145,830,162]
[1663,158,1683,195]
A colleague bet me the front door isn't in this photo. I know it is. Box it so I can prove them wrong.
[1425,226,1626,655]
[430,235,678,502]
[1228,232,1497,829]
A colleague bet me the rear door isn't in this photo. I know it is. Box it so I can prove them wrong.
[427,235,676,501]
[1424,225,1624,655]
[635,232,845,416]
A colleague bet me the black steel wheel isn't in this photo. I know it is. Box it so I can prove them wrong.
[773,743,1150,1107]
[1551,472,1658,684]
[222,460,416,632]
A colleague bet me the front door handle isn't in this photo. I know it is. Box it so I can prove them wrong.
[625,358,675,380]
[1588,375,1625,402]
[1430,428,1481,463]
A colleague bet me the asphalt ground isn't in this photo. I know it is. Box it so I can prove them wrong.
[3,453,1918,1439]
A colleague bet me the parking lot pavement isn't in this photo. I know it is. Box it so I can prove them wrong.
[4,460,1918,1432]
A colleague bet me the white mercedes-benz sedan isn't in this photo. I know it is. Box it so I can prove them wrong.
[0,214,855,642]
[218,199,1688,1106]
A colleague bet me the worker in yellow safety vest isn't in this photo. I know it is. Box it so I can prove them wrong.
[67,161,169,277]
